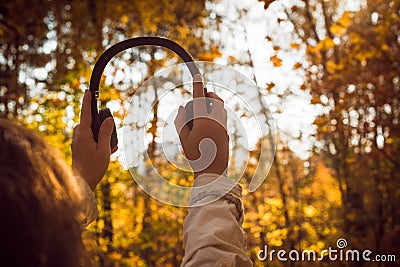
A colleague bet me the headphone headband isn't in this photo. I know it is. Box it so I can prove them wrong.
[89,36,200,98]
[89,37,200,149]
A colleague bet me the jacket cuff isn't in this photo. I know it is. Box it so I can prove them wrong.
[189,174,244,224]
[74,176,99,227]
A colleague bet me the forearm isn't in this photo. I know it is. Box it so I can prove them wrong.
[182,175,252,266]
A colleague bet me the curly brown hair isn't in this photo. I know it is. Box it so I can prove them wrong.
[0,119,87,266]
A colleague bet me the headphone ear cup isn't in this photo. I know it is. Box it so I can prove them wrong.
[99,108,118,149]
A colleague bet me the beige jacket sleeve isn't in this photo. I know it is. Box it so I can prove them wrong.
[182,174,252,267]
[74,176,99,228]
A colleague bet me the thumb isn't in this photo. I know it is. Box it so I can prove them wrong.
[174,106,190,141]
[98,117,114,151]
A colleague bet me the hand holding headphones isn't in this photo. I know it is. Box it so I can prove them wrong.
[89,37,203,150]
[73,37,210,189]
[72,89,117,190]
[174,74,229,178]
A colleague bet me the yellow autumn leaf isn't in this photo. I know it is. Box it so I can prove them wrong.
[109,88,120,100]
[266,82,275,92]
[381,44,389,51]
[317,37,335,50]
[304,205,317,217]
[290,42,301,50]
[121,15,129,25]
[198,45,222,61]
[228,55,237,63]
[337,11,353,28]
[330,23,346,36]
[306,45,318,55]
[270,54,282,67]
[349,32,363,45]
[326,60,344,73]
[258,0,276,9]
[329,11,353,36]
[314,117,327,126]
[293,62,302,70]
[311,95,321,104]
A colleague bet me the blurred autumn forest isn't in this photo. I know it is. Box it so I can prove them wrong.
[1,0,399,266]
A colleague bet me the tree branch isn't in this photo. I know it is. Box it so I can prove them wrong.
[0,18,24,39]
[303,0,320,43]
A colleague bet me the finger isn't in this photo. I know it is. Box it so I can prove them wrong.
[192,74,204,98]
[206,92,227,129]
[174,106,190,140]
[207,92,225,112]
[111,146,118,154]
[97,117,114,151]
[206,92,224,103]
[192,74,206,115]
[80,90,92,127]
[73,124,80,136]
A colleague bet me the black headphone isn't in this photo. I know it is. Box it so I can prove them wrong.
[89,37,202,149]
